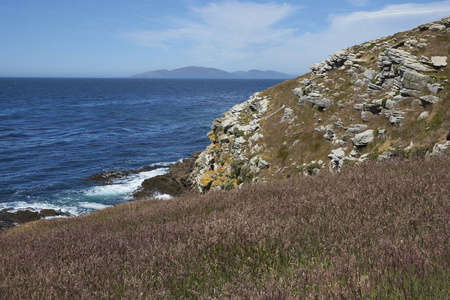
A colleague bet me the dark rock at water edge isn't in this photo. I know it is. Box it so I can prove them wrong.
[133,152,201,198]
[0,208,71,230]
[85,166,163,185]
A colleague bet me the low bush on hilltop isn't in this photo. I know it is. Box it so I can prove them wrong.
[0,157,449,298]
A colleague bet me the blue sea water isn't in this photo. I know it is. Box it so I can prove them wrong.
[0,78,284,215]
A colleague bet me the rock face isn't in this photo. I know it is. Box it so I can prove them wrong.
[185,16,450,192]
[189,92,271,191]
[134,152,200,198]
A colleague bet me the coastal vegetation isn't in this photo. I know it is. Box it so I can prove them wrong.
[1,17,449,299]
[0,156,449,298]
[187,17,450,192]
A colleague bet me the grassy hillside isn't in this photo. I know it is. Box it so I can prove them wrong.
[189,17,450,191]
[1,156,449,298]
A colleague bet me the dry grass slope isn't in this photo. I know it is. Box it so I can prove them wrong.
[1,156,449,299]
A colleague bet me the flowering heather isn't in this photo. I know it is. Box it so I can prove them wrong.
[0,157,449,299]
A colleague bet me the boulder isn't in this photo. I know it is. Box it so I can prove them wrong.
[328,148,346,169]
[352,130,374,147]
[385,99,398,110]
[443,17,450,28]
[401,70,433,92]
[354,79,366,88]
[427,83,443,95]
[300,92,333,109]
[353,103,364,111]
[363,102,383,114]
[429,24,446,31]
[281,108,294,122]
[221,117,239,133]
[400,88,423,98]
[361,111,373,122]
[417,111,430,121]
[347,124,368,133]
[431,141,450,156]
[385,110,406,125]
[411,99,422,109]
[310,50,350,74]
[382,48,434,72]
[250,132,263,142]
[431,56,447,67]
[323,126,335,141]
[258,159,270,169]
[420,95,441,105]
[364,69,377,80]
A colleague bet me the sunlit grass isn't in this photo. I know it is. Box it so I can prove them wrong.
[1,156,449,298]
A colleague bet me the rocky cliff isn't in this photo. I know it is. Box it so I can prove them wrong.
[188,17,450,192]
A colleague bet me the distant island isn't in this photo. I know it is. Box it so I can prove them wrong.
[130,66,296,79]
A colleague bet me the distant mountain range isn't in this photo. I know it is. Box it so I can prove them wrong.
[130,66,295,79]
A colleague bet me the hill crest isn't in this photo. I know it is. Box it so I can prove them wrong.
[184,16,450,192]
[130,66,295,79]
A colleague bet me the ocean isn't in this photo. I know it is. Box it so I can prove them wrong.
[0,78,284,216]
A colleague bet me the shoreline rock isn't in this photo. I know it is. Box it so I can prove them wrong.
[133,152,201,199]
[85,165,164,185]
[0,208,71,230]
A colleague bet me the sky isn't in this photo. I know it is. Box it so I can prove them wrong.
[0,0,449,77]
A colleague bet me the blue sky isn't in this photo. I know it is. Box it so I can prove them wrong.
[1,0,449,77]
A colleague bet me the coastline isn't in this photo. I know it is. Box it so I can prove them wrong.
[0,152,201,230]
[133,152,201,198]
[0,208,71,230]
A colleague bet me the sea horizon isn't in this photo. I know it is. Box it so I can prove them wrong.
[0,78,284,216]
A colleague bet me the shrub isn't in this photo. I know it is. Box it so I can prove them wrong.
[222,181,234,190]
[306,162,321,175]
[233,127,245,137]
[230,159,244,178]
[371,76,379,84]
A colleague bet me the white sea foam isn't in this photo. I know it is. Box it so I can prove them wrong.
[1,167,171,217]
[0,200,78,216]
[83,168,169,200]
[149,161,179,167]
[78,202,111,210]
[153,193,172,200]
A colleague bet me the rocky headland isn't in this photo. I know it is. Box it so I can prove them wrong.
[140,16,449,195]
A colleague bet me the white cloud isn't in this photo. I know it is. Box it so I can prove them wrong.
[124,1,450,74]
[324,1,450,49]
[124,1,298,64]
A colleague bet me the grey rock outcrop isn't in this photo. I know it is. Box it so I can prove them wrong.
[293,88,333,109]
[353,130,374,147]
[187,16,449,193]
[347,124,368,133]
[420,95,441,105]
[431,56,448,67]
[431,141,450,156]
[328,148,346,170]
[310,50,351,75]
[417,111,430,121]
[281,108,294,122]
